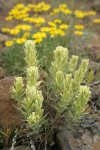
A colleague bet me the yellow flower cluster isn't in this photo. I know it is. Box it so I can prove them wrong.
[3,2,99,46]
[5,38,27,46]
[46,21,68,36]
[2,24,31,35]
[16,38,26,44]
[6,2,50,21]
[2,28,11,33]
[30,19,69,44]
[3,25,32,46]
[75,10,96,18]
[93,19,100,23]
[32,32,47,43]
[28,2,51,13]
[16,24,32,31]
[6,4,30,20]
[4,21,86,46]
[74,25,84,36]
[50,4,72,15]
[23,17,46,26]
[49,28,65,37]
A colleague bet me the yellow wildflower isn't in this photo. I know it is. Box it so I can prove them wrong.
[63,9,72,15]
[34,17,46,24]
[2,28,10,33]
[28,4,35,9]
[22,25,31,31]
[50,4,72,16]
[48,21,56,27]
[15,3,25,9]
[6,4,30,20]
[59,24,69,29]
[75,10,96,18]
[74,31,83,36]
[16,24,31,31]
[10,29,20,35]
[75,25,84,30]
[49,28,65,37]
[23,32,30,38]
[5,16,13,21]
[34,38,43,44]
[54,19,62,24]
[59,4,67,9]
[31,2,51,13]
[16,38,26,44]
[40,27,50,32]
[23,17,45,25]
[32,32,47,39]
[50,8,60,15]
[5,41,14,47]
[85,11,96,16]
[32,32,47,44]
[75,10,85,18]
[93,19,100,23]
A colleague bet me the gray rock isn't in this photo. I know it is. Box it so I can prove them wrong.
[56,116,100,150]
[90,84,100,112]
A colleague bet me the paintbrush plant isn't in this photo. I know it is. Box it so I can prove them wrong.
[11,40,91,146]
[11,40,44,134]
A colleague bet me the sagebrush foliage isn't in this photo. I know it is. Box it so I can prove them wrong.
[11,40,91,135]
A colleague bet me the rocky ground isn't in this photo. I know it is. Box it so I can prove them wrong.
[0,0,100,150]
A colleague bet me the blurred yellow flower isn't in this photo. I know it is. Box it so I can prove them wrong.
[10,29,20,35]
[16,24,31,31]
[15,3,25,9]
[5,41,14,47]
[32,32,46,43]
[75,10,96,18]
[74,31,83,36]
[5,16,13,21]
[93,19,100,23]
[49,28,65,37]
[23,32,30,38]
[16,38,26,44]
[75,25,84,30]
[63,9,72,15]
[34,38,43,43]
[50,3,72,16]
[28,2,51,13]
[59,24,69,29]
[40,27,50,32]
[75,10,85,18]
[50,9,59,15]
[48,21,56,27]
[2,28,10,33]
[54,19,62,24]
[32,32,47,39]
[23,17,45,25]
[85,11,96,16]
[5,4,30,20]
